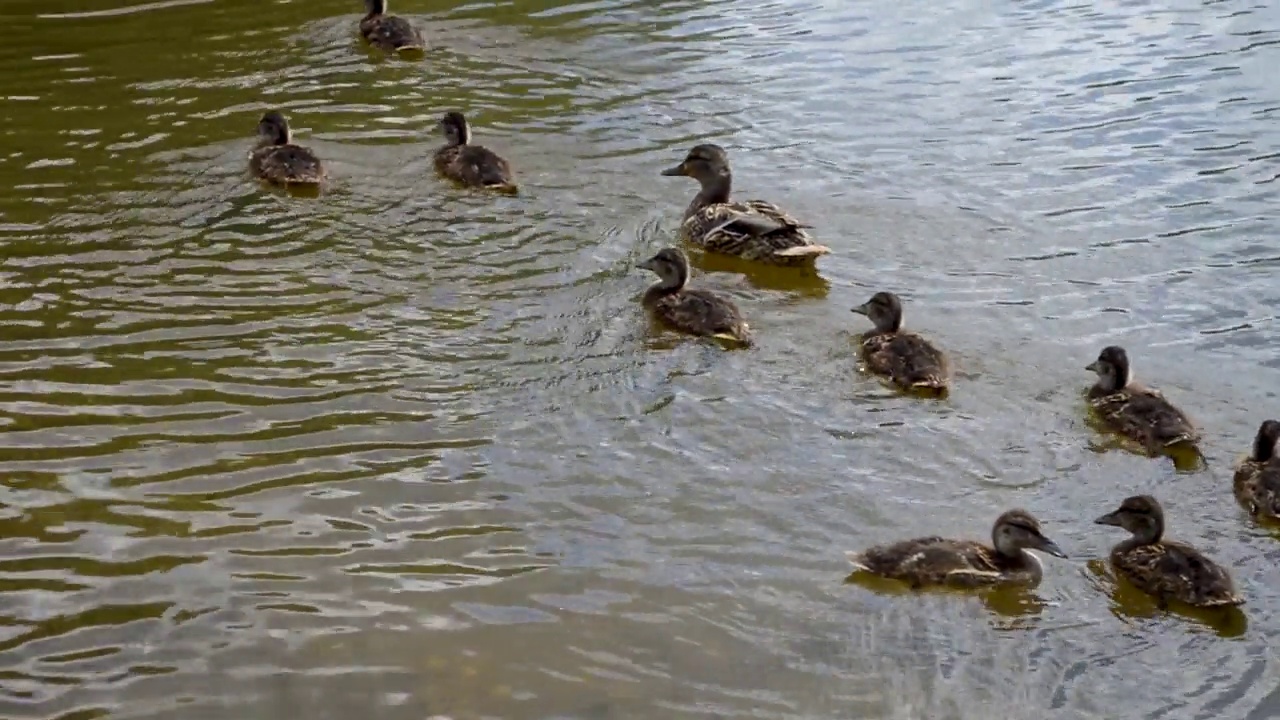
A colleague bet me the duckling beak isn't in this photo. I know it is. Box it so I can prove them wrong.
[1036,536,1068,559]
[1085,360,1100,372]
[636,258,655,271]
[660,163,686,177]
[1094,511,1122,526]
[850,302,870,316]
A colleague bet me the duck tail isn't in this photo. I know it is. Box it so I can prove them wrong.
[773,244,830,258]
[710,331,752,347]
[1204,595,1246,608]
[395,44,426,55]
[1162,432,1199,448]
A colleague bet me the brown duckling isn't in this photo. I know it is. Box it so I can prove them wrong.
[433,111,517,193]
[661,144,829,266]
[850,291,949,392]
[1086,345,1199,452]
[846,509,1066,589]
[1233,419,1280,520]
[249,111,324,186]
[636,247,751,345]
[359,0,425,54]
[1095,495,1243,609]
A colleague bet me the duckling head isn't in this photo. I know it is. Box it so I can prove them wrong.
[1095,494,1163,543]
[851,291,903,333]
[439,111,471,148]
[636,247,690,291]
[257,110,291,147]
[1253,419,1280,462]
[661,144,730,185]
[1085,345,1131,393]
[364,0,388,16]
[992,509,1067,559]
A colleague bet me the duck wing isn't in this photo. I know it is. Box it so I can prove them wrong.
[252,144,323,185]
[686,201,827,263]
[863,332,949,389]
[848,538,1003,586]
[1242,460,1280,519]
[1091,387,1198,448]
[653,289,750,344]
[1115,542,1242,607]
[362,15,424,51]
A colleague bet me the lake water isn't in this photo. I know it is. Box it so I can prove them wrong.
[2,0,1280,717]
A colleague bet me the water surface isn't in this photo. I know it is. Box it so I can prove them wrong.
[2,0,1280,718]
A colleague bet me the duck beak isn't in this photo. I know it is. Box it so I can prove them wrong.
[660,163,685,177]
[1094,511,1121,527]
[1036,536,1068,559]
[636,258,654,271]
[1085,360,1100,372]
[851,302,870,316]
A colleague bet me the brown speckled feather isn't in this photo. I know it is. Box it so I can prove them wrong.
[860,331,949,390]
[1111,541,1242,608]
[1088,386,1198,450]
[644,287,750,344]
[849,537,1034,588]
[360,14,424,52]
[250,144,324,185]
[682,200,828,266]
[1234,458,1280,520]
[434,145,516,191]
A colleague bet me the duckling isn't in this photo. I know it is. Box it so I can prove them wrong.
[636,247,751,345]
[249,111,325,186]
[359,0,425,54]
[433,112,517,193]
[850,291,949,392]
[1233,419,1280,520]
[660,144,829,266]
[1095,495,1243,608]
[846,509,1067,589]
[1086,345,1199,452]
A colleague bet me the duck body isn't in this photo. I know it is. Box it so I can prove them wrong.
[637,248,751,345]
[433,112,517,193]
[1096,495,1243,609]
[662,144,828,266]
[850,537,1042,588]
[249,111,324,186]
[1086,346,1198,451]
[359,0,424,53]
[847,509,1065,589]
[1233,420,1280,520]
[851,292,949,392]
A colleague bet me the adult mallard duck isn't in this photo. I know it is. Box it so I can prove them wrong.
[359,0,425,54]
[1085,345,1199,452]
[846,509,1066,589]
[433,111,517,193]
[1095,495,1243,608]
[850,291,949,393]
[636,247,751,345]
[249,111,324,186]
[1233,419,1280,520]
[660,144,829,266]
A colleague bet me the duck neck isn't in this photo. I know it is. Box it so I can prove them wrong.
[687,172,731,217]
[647,268,687,298]
[1117,527,1161,552]
[1254,432,1276,463]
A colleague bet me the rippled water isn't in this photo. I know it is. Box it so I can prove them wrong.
[2,0,1280,717]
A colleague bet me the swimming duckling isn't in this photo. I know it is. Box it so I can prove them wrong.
[249,111,325,186]
[433,111,517,193]
[359,0,425,54]
[1086,345,1199,452]
[846,509,1066,589]
[636,247,751,345]
[660,144,829,266]
[1233,419,1280,520]
[1095,495,1243,609]
[850,291,949,392]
